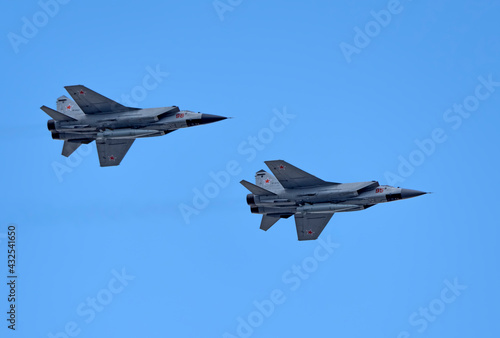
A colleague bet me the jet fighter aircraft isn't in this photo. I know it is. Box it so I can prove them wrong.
[241,160,428,241]
[42,85,227,166]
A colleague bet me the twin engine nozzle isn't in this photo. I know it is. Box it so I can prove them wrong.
[47,120,61,139]
[47,119,56,131]
[247,194,261,214]
[246,194,258,206]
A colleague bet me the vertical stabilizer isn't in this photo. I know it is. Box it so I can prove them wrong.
[255,170,283,193]
[56,95,83,116]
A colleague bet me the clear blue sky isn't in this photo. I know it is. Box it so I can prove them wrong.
[1,0,499,337]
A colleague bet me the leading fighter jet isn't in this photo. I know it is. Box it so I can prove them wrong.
[41,85,227,166]
[241,160,428,241]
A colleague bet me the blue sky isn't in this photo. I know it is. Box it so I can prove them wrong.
[1,0,499,337]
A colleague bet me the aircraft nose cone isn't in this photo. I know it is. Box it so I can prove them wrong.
[201,113,227,124]
[401,189,427,199]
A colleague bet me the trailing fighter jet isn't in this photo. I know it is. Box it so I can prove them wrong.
[241,160,428,241]
[41,85,227,166]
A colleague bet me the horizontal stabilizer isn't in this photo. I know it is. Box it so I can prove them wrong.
[40,105,77,121]
[62,141,82,157]
[240,180,276,195]
[260,215,280,231]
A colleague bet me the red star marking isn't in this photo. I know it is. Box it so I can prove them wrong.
[307,230,314,235]
[79,90,85,95]
[66,105,71,110]
[279,165,285,169]
[109,156,115,160]
[265,179,270,183]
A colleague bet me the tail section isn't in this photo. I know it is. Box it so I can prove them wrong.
[41,95,84,121]
[40,105,77,121]
[240,180,276,195]
[56,95,83,115]
[62,141,83,157]
[255,170,284,193]
[260,215,280,231]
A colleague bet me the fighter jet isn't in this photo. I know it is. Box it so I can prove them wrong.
[41,85,227,166]
[241,160,428,241]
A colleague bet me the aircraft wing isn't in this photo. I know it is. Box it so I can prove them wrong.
[95,139,135,167]
[265,160,337,189]
[65,85,137,114]
[294,213,333,241]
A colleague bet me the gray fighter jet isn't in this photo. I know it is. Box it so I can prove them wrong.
[41,85,227,166]
[241,160,427,241]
